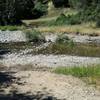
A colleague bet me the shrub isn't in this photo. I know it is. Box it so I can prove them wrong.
[56,34,70,44]
[33,1,48,18]
[25,30,45,43]
[96,21,100,28]
[52,13,81,26]
[55,13,68,25]
[52,0,69,8]
[56,34,75,47]
[96,17,100,28]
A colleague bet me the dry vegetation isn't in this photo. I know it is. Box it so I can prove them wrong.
[35,23,100,36]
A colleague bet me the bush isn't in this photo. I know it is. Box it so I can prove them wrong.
[56,34,75,47]
[25,30,45,43]
[33,1,48,18]
[52,0,69,8]
[56,14,68,24]
[56,34,70,44]
[96,21,100,28]
[52,13,81,25]
[96,16,100,28]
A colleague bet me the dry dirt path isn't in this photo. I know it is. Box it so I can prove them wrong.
[4,71,100,100]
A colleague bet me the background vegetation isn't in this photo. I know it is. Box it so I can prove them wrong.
[0,0,100,27]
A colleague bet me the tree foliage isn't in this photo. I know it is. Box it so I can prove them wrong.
[52,0,69,8]
[0,0,100,25]
[0,0,48,25]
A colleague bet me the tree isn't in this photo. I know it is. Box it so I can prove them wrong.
[0,0,17,25]
[52,0,69,8]
[32,0,48,18]
[0,0,48,25]
[15,0,34,19]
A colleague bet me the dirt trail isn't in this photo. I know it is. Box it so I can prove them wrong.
[3,71,100,100]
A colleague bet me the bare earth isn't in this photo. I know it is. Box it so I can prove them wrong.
[4,71,99,100]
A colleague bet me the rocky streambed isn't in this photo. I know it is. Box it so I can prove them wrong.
[0,30,100,100]
[0,30,27,43]
[0,30,100,44]
[0,50,100,71]
[0,30,100,69]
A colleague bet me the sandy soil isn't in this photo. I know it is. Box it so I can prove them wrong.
[2,71,100,100]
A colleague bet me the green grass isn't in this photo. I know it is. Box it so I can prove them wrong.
[54,65,100,89]
[25,29,45,43]
[0,25,25,31]
[54,65,100,77]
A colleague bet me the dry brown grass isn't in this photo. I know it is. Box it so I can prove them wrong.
[35,23,100,35]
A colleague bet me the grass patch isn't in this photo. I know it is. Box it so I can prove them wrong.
[25,30,45,43]
[54,65,100,77]
[35,23,100,35]
[28,13,81,26]
[0,25,25,31]
[50,13,81,26]
[54,65,100,89]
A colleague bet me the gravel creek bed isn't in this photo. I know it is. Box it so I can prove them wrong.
[0,51,100,69]
[0,31,100,68]
[0,30,100,44]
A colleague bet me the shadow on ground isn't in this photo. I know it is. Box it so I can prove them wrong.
[0,72,15,85]
[0,72,58,100]
[0,49,10,59]
[0,90,58,100]
[0,49,10,55]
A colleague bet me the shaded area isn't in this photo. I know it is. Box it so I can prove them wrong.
[0,91,58,100]
[0,72,58,100]
[52,0,70,8]
[0,50,10,55]
[0,49,10,59]
[0,42,33,51]
[0,72,15,85]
